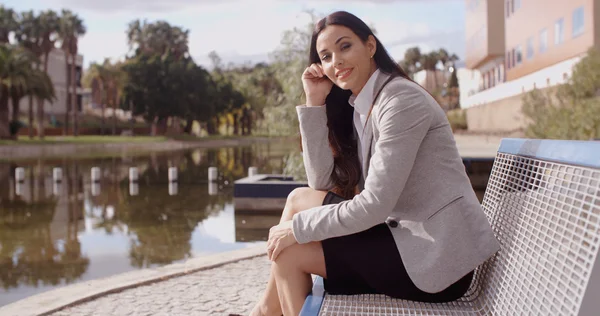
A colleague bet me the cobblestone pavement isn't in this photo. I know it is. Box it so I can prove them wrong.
[51,256,271,316]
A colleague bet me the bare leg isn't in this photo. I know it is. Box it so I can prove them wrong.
[273,242,327,315]
[251,188,328,316]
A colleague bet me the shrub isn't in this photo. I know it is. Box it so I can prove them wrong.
[446,109,468,131]
[9,120,24,136]
[522,47,600,140]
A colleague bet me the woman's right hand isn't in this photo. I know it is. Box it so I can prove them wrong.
[302,63,333,107]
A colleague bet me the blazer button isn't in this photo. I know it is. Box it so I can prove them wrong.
[387,220,398,228]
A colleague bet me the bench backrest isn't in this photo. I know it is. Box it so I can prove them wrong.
[474,139,600,315]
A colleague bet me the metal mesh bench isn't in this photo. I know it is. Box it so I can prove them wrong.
[300,138,600,315]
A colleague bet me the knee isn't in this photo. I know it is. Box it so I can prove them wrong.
[272,244,301,273]
[286,187,313,214]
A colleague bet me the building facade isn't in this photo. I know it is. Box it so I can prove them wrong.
[11,48,83,123]
[462,0,598,132]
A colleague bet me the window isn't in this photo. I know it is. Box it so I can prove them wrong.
[527,37,534,59]
[506,51,512,69]
[573,6,585,37]
[514,0,521,11]
[515,46,523,65]
[540,29,548,53]
[506,0,511,17]
[555,18,564,45]
[512,48,517,66]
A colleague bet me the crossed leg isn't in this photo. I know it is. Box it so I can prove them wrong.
[251,187,329,316]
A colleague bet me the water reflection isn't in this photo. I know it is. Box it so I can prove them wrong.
[0,140,297,306]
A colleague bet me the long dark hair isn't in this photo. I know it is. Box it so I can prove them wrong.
[308,11,412,199]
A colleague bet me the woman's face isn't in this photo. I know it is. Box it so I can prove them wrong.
[316,25,377,95]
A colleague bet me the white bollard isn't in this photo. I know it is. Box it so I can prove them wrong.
[106,206,115,220]
[168,167,178,182]
[91,183,101,197]
[53,168,63,183]
[129,182,139,196]
[208,167,218,182]
[53,182,62,196]
[15,167,25,183]
[129,167,138,182]
[169,182,178,196]
[15,182,23,196]
[91,167,101,183]
[248,166,258,177]
[208,181,218,196]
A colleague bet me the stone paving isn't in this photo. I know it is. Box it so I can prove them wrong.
[51,256,272,316]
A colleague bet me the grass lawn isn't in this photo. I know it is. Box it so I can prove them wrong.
[0,134,281,146]
[0,135,169,145]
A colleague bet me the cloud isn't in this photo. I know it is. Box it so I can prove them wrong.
[52,0,461,13]
[78,29,129,66]
[52,0,236,13]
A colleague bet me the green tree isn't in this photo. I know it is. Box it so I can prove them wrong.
[126,19,189,59]
[403,46,422,75]
[14,10,42,139]
[36,10,59,139]
[0,44,55,138]
[0,5,18,44]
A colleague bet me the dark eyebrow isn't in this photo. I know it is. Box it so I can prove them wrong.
[318,36,350,54]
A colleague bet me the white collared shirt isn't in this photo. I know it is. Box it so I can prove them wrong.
[349,69,380,164]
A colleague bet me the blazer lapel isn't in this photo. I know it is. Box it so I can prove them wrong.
[361,71,393,178]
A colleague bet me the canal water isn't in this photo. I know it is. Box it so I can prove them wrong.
[0,140,298,306]
[0,139,489,307]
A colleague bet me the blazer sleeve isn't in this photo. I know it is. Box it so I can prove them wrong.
[292,86,432,244]
[296,105,335,191]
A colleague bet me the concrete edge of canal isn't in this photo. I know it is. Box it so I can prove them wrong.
[0,244,267,316]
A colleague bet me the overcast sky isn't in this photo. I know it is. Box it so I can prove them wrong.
[4,0,466,68]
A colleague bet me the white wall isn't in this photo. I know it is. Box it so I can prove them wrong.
[462,55,583,108]
[457,67,483,108]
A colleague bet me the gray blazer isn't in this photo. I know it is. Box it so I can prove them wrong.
[292,71,501,293]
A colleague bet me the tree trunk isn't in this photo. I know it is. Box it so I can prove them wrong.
[101,103,105,135]
[207,118,218,135]
[232,113,239,135]
[71,54,78,137]
[225,116,231,135]
[158,117,167,135]
[11,94,21,139]
[129,100,134,135]
[112,99,117,135]
[248,111,253,135]
[11,95,20,123]
[63,53,70,135]
[151,116,158,136]
[38,55,51,140]
[183,118,193,134]
[35,96,44,139]
[0,91,11,139]
[28,97,35,139]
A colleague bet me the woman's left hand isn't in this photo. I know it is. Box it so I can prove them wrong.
[267,220,297,261]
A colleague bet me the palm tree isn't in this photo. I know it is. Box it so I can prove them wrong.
[0,5,18,44]
[86,62,107,134]
[36,10,59,139]
[58,9,86,136]
[10,64,55,123]
[420,51,442,91]
[0,44,54,139]
[14,10,43,139]
[403,47,422,74]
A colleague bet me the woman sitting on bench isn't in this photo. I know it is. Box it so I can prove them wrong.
[251,10,501,316]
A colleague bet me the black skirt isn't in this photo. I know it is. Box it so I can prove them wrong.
[321,191,474,303]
